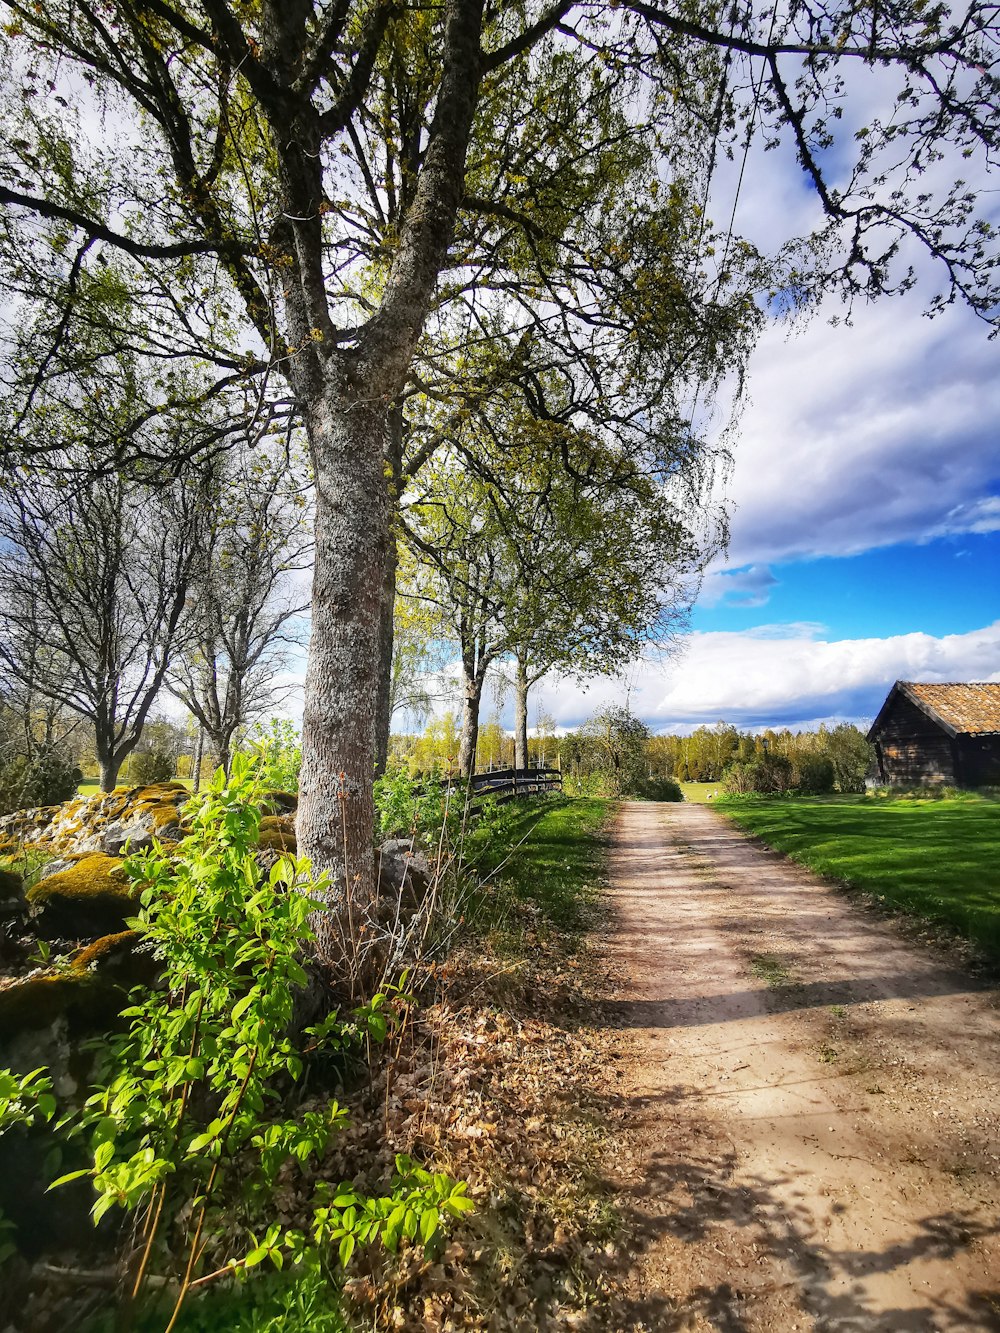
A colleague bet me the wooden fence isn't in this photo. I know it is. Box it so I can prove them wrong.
[467,766,562,804]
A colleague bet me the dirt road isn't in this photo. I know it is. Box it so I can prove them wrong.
[599,801,1000,1332]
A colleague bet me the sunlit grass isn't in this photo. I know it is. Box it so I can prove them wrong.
[471,796,613,946]
[77,777,195,798]
[679,781,723,804]
[720,792,1000,955]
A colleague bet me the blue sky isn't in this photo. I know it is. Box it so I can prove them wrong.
[526,287,999,734]
[524,107,1000,737]
[693,534,1000,641]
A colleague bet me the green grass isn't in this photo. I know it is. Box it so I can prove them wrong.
[679,781,723,804]
[720,792,1000,956]
[77,777,195,797]
[481,795,613,939]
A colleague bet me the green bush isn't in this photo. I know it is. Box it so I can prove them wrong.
[4,756,471,1322]
[128,749,175,785]
[633,776,683,802]
[791,753,835,794]
[722,754,793,796]
[0,749,82,813]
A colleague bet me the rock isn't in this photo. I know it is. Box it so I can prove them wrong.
[0,783,190,860]
[258,813,297,855]
[261,790,298,815]
[0,865,24,902]
[25,853,137,940]
[378,838,432,906]
[0,969,107,1037]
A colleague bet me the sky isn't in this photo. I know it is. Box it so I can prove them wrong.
[525,289,1000,737]
[521,62,1000,737]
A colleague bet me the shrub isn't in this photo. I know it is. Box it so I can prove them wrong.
[128,750,175,785]
[633,777,683,802]
[0,749,82,814]
[580,706,650,798]
[723,754,793,796]
[791,753,835,794]
[5,756,471,1322]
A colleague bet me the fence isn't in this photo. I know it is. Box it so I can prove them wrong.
[467,766,562,805]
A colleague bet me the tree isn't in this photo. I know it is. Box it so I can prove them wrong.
[0,465,202,789]
[581,706,651,797]
[167,448,311,776]
[0,1,996,955]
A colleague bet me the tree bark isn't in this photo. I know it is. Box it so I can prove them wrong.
[297,386,390,963]
[514,654,529,771]
[374,406,403,779]
[192,725,204,794]
[98,754,121,792]
[458,672,484,778]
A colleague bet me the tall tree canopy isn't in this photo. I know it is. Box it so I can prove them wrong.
[0,1,997,965]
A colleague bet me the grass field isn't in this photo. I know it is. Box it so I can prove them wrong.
[679,781,723,804]
[77,777,195,798]
[482,795,613,940]
[719,793,1000,956]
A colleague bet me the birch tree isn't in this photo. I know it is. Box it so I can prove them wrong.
[0,465,203,789]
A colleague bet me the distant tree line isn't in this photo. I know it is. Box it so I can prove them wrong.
[390,709,874,798]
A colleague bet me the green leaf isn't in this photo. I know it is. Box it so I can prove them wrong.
[420,1207,440,1243]
[338,1233,355,1268]
[47,1169,91,1190]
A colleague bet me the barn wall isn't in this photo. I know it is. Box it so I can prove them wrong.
[957,735,1000,787]
[871,694,957,786]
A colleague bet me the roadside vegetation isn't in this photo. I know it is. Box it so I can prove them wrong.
[719,791,1000,957]
[0,748,619,1331]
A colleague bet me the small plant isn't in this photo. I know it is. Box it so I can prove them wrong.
[128,750,175,785]
[749,952,795,988]
[247,719,302,792]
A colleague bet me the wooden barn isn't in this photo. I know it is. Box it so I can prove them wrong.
[867,681,1000,787]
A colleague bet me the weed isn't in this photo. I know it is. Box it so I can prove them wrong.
[749,953,795,988]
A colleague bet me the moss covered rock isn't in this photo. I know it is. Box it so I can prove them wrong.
[257,813,297,854]
[26,853,137,939]
[261,789,298,816]
[0,970,102,1033]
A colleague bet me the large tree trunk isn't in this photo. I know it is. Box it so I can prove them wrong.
[458,672,484,778]
[97,734,127,791]
[298,388,390,964]
[374,544,397,779]
[514,654,529,771]
[374,407,403,779]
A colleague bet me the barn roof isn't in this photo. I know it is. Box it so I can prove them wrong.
[869,681,1000,739]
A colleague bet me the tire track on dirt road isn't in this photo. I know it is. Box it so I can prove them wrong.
[600,800,1000,1332]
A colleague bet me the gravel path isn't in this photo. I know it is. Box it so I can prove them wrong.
[599,800,1000,1332]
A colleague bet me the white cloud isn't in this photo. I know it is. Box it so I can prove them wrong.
[711,294,1000,567]
[528,621,1000,733]
[698,562,778,609]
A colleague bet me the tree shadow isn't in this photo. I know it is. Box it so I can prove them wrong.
[573,1086,1000,1331]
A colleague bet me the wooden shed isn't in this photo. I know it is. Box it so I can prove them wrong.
[867,681,1000,787]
